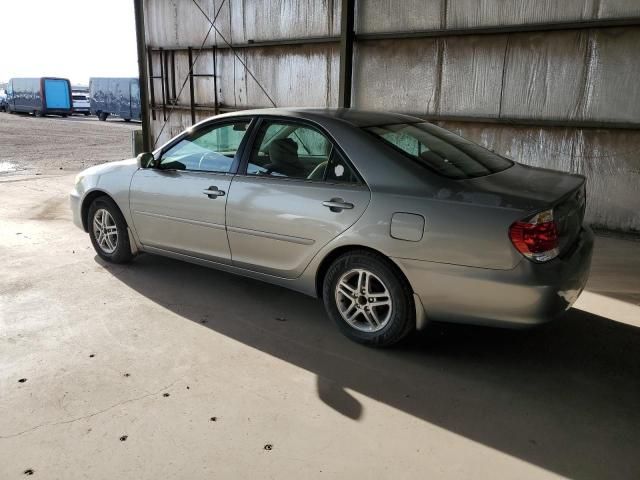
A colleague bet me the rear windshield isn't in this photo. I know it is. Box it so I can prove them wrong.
[365,122,513,179]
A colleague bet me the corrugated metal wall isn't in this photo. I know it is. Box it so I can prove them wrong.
[142,0,640,232]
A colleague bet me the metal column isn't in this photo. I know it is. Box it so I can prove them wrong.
[188,47,196,125]
[133,0,151,151]
[338,0,355,108]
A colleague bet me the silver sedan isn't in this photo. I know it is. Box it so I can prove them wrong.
[70,108,593,346]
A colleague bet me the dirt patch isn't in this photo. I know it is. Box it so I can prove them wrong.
[28,196,67,221]
[0,113,139,175]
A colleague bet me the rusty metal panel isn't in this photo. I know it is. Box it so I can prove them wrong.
[578,27,640,124]
[215,49,248,108]
[598,0,640,18]
[500,30,588,121]
[150,112,189,147]
[208,44,339,109]
[168,49,217,107]
[192,52,218,106]
[447,0,595,29]
[241,44,339,107]
[439,35,506,117]
[439,121,640,231]
[352,39,440,112]
[170,51,190,105]
[357,0,640,32]
[576,128,640,231]
[145,0,218,47]
[356,0,444,33]
[145,0,340,48]
[231,0,340,43]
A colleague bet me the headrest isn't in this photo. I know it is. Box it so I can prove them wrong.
[268,138,298,165]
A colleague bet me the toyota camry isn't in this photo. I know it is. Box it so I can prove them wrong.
[70,108,593,346]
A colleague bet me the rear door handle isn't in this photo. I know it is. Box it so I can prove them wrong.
[322,198,354,212]
[203,186,225,199]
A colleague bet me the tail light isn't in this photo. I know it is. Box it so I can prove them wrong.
[509,209,559,263]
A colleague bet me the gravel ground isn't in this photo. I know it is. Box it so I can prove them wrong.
[0,112,139,175]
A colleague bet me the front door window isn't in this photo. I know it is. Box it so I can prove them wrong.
[160,121,251,173]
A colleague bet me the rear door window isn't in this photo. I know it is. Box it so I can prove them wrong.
[366,123,513,179]
[246,120,360,184]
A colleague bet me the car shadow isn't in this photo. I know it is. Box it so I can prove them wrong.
[99,253,640,479]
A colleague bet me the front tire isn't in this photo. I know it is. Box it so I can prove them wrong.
[322,251,415,347]
[88,196,133,263]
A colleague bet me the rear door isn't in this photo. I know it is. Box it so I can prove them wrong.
[43,79,71,110]
[226,118,370,278]
[129,118,253,263]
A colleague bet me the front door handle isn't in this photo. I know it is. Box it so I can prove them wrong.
[322,198,354,212]
[203,186,225,199]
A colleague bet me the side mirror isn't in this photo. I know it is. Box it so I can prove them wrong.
[136,152,155,169]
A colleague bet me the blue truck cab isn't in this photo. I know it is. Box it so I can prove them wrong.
[6,77,73,117]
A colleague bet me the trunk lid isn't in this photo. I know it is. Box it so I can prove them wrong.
[464,163,586,255]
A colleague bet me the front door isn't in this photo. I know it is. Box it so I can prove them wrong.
[130,119,252,263]
[226,119,371,278]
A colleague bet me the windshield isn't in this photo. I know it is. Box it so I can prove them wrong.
[365,122,513,179]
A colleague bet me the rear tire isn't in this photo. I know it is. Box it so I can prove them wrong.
[322,251,415,347]
[88,196,133,264]
[98,112,108,121]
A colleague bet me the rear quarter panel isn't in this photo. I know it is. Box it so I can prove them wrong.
[331,187,526,270]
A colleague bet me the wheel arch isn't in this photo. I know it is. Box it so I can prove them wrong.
[314,244,413,299]
[80,190,124,232]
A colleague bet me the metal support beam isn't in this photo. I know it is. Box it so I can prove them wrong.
[338,0,355,108]
[356,17,640,42]
[213,46,219,115]
[148,36,340,52]
[170,50,177,101]
[163,50,171,106]
[159,48,167,121]
[133,0,151,151]
[188,47,196,125]
[146,48,156,121]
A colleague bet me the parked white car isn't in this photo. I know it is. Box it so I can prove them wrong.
[72,92,90,116]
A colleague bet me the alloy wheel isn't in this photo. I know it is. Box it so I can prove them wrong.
[335,268,393,332]
[93,208,118,254]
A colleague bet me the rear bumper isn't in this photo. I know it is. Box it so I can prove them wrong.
[394,227,594,328]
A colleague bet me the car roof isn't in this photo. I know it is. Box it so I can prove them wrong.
[214,107,424,128]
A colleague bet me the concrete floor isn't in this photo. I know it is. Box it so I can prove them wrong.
[1,118,639,478]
